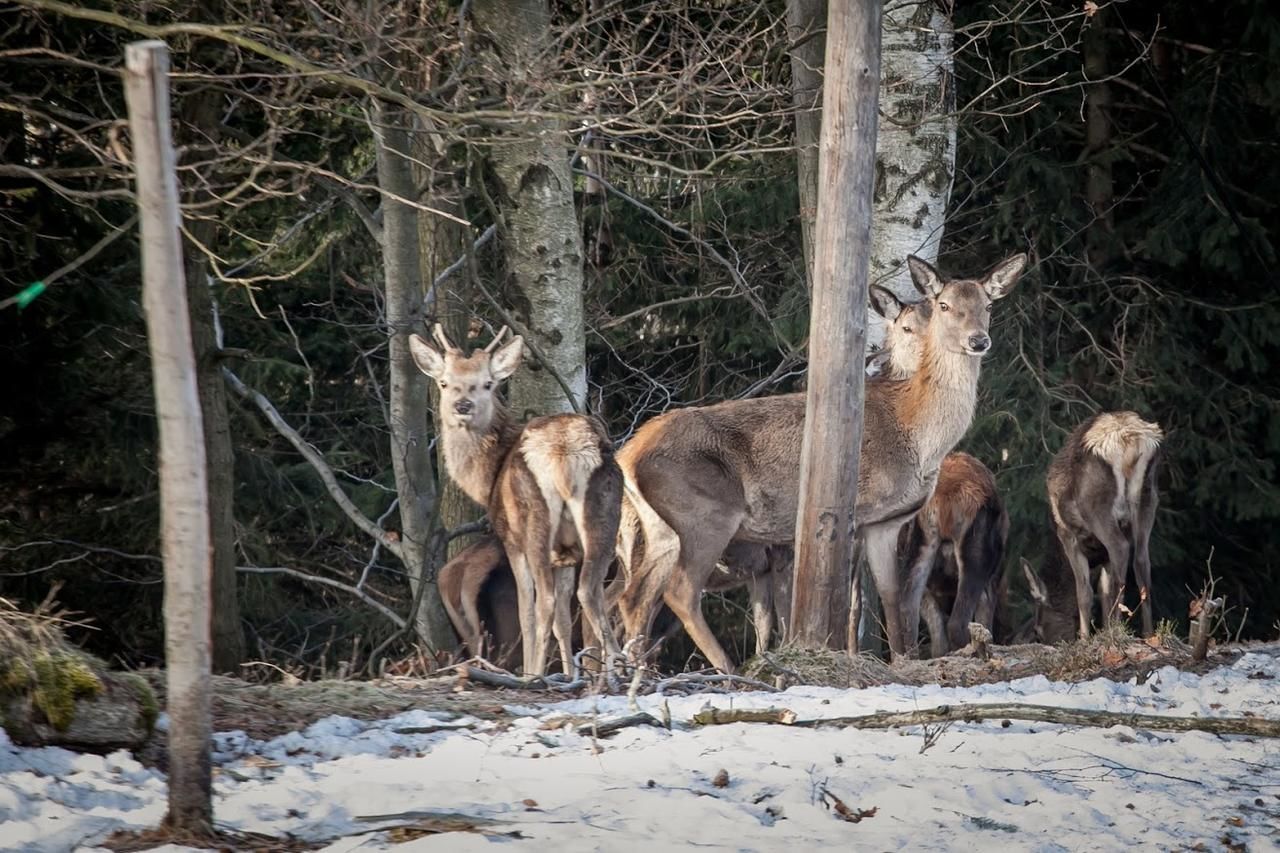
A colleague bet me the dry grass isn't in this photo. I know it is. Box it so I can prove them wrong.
[0,588,92,662]
[744,627,1226,691]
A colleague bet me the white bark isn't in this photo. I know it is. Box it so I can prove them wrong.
[473,0,587,419]
[867,0,956,349]
[123,39,212,832]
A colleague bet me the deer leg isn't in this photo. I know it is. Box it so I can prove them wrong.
[663,567,734,674]
[1095,527,1131,630]
[1133,504,1157,637]
[569,462,623,669]
[507,546,540,676]
[1056,529,1095,639]
[947,542,989,650]
[747,571,774,657]
[921,591,948,658]
[864,519,909,660]
[553,562,575,676]
[902,533,940,657]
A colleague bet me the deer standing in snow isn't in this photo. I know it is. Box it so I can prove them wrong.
[410,325,622,676]
[1024,411,1163,641]
[614,253,1026,668]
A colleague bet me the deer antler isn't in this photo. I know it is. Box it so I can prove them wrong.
[482,325,511,353]
[432,323,461,354]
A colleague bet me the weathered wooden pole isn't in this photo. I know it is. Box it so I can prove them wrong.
[123,39,213,832]
[788,1,882,648]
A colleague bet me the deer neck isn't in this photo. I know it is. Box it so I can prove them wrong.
[899,340,981,470]
[439,404,520,508]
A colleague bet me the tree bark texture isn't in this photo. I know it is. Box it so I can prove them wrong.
[789,1,882,650]
[179,89,243,675]
[473,0,588,418]
[1084,10,1114,266]
[788,0,826,289]
[123,39,212,833]
[867,0,955,346]
[373,101,454,652]
[415,143,481,563]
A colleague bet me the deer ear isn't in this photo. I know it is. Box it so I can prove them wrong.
[983,253,1027,301]
[868,285,904,322]
[906,255,944,298]
[409,333,446,379]
[490,334,524,380]
[865,347,891,378]
[1021,558,1049,606]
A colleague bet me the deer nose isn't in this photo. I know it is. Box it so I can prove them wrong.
[454,399,474,415]
[968,334,990,353]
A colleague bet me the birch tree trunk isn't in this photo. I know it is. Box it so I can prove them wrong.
[373,101,454,652]
[124,39,212,832]
[859,0,955,653]
[789,1,882,650]
[867,0,956,344]
[472,0,587,418]
[788,0,826,289]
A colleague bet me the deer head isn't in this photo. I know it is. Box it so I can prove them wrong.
[409,325,524,433]
[868,285,925,379]
[1021,558,1075,644]
[906,253,1027,359]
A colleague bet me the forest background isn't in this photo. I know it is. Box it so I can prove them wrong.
[1,0,1277,675]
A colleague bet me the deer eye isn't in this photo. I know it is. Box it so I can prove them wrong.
[439,381,448,389]
[902,326,913,334]
[483,381,493,390]
[939,303,950,312]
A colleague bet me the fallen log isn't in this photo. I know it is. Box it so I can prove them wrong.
[690,702,1280,739]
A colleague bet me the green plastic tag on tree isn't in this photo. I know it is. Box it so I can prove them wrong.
[15,281,46,309]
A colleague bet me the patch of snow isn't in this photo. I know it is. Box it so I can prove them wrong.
[2,652,1278,852]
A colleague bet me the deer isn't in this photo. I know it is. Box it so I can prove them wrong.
[1023,411,1163,642]
[864,285,1011,658]
[614,252,1027,669]
[438,535,522,670]
[902,452,1009,657]
[409,325,622,677]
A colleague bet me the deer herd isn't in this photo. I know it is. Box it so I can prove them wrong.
[415,252,1165,676]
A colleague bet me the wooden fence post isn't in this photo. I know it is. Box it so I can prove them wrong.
[123,38,213,832]
[788,1,883,649]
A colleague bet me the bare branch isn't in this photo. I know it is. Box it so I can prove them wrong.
[222,366,405,562]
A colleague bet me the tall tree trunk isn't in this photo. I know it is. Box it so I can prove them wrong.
[374,101,454,652]
[472,0,587,418]
[860,0,956,654]
[180,90,243,675]
[413,132,480,561]
[1084,9,1113,267]
[868,0,956,331]
[124,40,212,833]
[788,0,826,289]
[789,1,882,650]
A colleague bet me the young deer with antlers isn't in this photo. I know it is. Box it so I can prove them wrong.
[615,253,1026,668]
[410,325,622,676]
[1024,411,1163,641]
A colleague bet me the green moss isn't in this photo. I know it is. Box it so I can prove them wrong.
[117,671,159,732]
[1,659,35,692]
[24,653,103,731]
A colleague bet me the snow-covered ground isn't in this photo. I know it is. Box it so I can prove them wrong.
[3,651,1279,852]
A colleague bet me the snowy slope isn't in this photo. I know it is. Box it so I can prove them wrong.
[2,651,1278,852]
